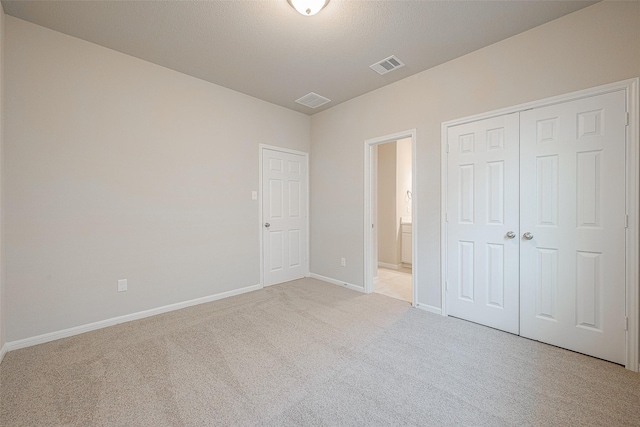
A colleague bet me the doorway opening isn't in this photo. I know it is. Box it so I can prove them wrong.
[373,139,413,303]
[364,129,418,307]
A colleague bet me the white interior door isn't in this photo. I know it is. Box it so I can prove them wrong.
[446,113,520,334]
[520,90,627,365]
[262,148,308,286]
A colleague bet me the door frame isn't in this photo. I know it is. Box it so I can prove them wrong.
[259,144,310,288]
[440,78,639,371]
[364,129,420,308]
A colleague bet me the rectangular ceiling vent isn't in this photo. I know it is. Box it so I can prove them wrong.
[370,55,405,75]
[295,92,331,109]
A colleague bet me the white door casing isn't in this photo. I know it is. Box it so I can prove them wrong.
[261,147,308,286]
[519,90,627,365]
[446,113,521,334]
[364,130,419,309]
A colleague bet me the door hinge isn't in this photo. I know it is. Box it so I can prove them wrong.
[625,317,628,331]
[625,112,630,126]
[445,212,449,222]
[446,143,449,153]
[625,214,629,228]
[445,281,448,291]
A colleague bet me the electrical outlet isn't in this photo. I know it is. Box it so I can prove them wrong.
[341,258,346,267]
[117,279,127,292]
[251,191,257,200]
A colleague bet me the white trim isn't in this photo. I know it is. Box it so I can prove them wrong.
[440,123,448,317]
[415,303,442,316]
[259,144,310,288]
[259,144,309,157]
[364,129,419,308]
[378,262,401,270]
[441,78,639,372]
[441,79,639,129]
[625,79,639,373]
[309,273,365,293]
[0,344,7,364]
[5,284,261,353]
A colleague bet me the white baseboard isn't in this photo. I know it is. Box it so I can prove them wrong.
[415,303,443,315]
[308,273,365,293]
[5,283,262,353]
[377,262,401,270]
[0,343,7,365]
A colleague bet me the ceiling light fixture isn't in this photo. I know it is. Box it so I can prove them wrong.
[287,0,329,16]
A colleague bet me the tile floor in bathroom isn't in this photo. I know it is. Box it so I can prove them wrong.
[374,266,412,303]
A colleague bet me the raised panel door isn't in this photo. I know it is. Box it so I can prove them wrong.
[447,113,520,334]
[519,90,627,365]
[263,149,308,286]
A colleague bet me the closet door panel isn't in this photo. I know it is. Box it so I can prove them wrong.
[446,112,520,334]
[519,90,627,365]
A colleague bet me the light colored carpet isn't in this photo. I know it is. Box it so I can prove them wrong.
[1,278,639,426]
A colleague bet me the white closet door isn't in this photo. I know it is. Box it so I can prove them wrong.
[262,149,308,286]
[520,90,627,365]
[447,113,520,334]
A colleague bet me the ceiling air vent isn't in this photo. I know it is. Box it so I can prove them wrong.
[295,92,331,109]
[370,55,405,75]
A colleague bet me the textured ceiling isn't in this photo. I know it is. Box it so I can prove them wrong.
[2,0,598,114]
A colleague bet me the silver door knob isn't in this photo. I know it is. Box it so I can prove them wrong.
[523,232,534,240]
[264,223,270,228]
[506,231,516,239]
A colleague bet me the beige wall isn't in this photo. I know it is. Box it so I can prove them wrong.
[396,137,412,224]
[377,141,397,266]
[377,138,411,267]
[0,4,5,354]
[310,1,640,308]
[4,17,310,342]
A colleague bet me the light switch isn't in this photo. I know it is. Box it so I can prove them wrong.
[117,279,127,292]
[252,191,258,200]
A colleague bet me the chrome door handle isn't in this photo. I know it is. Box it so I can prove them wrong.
[264,223,270,228]
[506,231,516,239]
[523,232,533,240]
